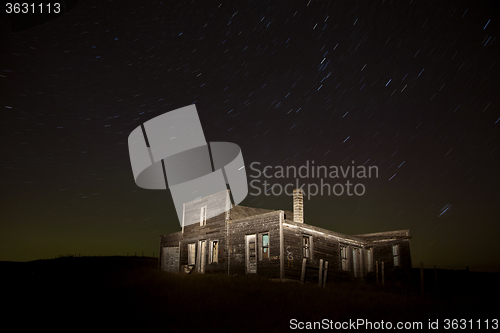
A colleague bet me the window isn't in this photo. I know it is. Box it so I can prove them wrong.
[340,245,349,270]
[260,233,269,260]
[200,205,207,226]
[392,244,400,267]
[209,240,219,263]
[188,243,196,265]
[352,247,361,278]
[302,235,312,258]
[366,248,373,272]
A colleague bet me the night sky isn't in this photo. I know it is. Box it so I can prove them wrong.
[1,1,499,270]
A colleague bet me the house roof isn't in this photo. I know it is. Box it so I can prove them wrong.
[354,230,411,241]
[230,205,275,219]
[229,205,294,220]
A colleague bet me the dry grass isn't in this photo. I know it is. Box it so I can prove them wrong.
[1,257,497,332]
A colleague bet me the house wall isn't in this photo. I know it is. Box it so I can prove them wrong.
[282,221,370,282]
[282,223,338,281]
[159,189,230,273]
[371,239,412,282]
[226,211,282,277]
[160,209,284,277]
[160,203,412,285]
[372,240,411,270]
[182,189,230,227]
[177,208,228,274]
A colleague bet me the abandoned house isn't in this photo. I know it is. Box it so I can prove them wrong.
[159,189,412,284]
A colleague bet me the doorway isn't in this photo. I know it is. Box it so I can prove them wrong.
[245,234,257,274]
[352,247,361,279]
[197,240,206,273]
[161,246,179,273]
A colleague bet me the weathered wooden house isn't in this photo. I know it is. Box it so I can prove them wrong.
[159,189,412,284]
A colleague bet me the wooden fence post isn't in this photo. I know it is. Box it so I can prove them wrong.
[434,265,438,287]
[381,261,385,286]
[300,258,307,285]
[323,261,329,288]
[318,259,324,287]
[420,262,424,297]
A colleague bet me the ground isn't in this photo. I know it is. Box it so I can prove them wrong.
[1,257,497,332]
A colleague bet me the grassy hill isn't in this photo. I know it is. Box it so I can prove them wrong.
[1,257,498,332]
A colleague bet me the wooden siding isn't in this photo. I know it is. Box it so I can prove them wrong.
[160,208,283,277]
[226,211,282,277]
[282,222,357,282]
[160,202,412,284]
[161,246,180,273]
[182,190,230,227]
[354,230,410,240]
[372,241,411,269]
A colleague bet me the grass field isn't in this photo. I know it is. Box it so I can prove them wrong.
[1,256,498,332]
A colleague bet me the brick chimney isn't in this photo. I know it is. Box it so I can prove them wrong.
[293,188,304,223]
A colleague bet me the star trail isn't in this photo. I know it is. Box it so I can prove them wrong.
[1,0,499,270]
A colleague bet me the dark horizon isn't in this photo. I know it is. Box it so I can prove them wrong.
[1,1,499,270]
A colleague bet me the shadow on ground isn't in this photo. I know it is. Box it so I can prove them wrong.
[1,257,498,332]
